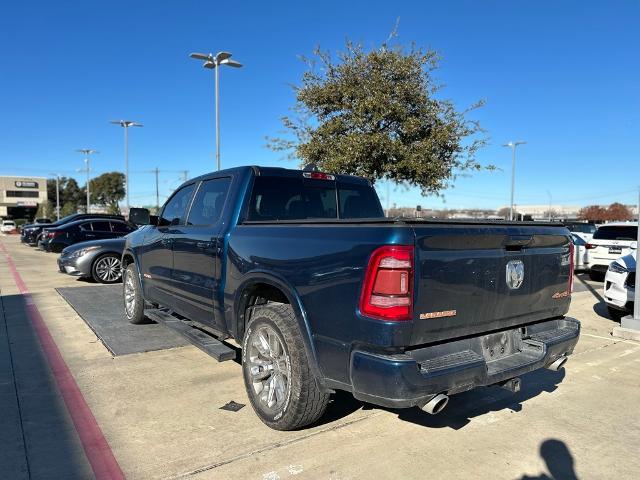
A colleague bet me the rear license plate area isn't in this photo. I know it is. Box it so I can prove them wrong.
[609,247,622,255]
[481,330,519,362]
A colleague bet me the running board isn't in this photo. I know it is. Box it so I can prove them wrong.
[145,308,236,362]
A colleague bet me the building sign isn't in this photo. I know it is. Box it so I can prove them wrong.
[15,180,39,188]
[16,201,38,207]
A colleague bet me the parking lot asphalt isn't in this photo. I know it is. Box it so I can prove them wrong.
[1,234,639,480]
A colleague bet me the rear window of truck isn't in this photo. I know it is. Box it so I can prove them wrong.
[593,226,638,241]
[247,176,383,221]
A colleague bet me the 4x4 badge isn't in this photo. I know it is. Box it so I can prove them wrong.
[506,260,524,290]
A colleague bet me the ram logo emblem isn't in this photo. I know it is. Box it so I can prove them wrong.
[506,260,524,290]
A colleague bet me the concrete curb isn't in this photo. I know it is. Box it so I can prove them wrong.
[612,327,640,342]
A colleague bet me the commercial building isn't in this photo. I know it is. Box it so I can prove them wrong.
[0,176,48,219]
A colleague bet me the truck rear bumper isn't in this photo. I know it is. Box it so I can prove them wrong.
[349,317,580,409]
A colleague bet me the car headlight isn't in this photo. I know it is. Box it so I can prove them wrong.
[68,246,102,258]
[608,262,627,274]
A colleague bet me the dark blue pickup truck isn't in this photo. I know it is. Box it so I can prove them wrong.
[123,166,580,430]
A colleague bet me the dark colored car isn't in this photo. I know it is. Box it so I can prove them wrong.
[21,213,125,246]
[58,238,126,283]
[42,218,136,253]
[123,166,580,430]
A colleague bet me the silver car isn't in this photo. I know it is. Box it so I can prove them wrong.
[57,238,125,283]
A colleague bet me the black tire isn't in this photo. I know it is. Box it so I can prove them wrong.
[123,263,148,324]
[589,270,604,281]
[607,306,626,321]
[91,253,123,284]
[242,303,329,430]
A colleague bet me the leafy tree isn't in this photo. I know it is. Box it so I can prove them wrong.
[60,202,79,217]
[606,202,633,221]
[578,205,608,222]
[35,200,52,219]
[62,178,83,209]
[267,36,490,194]
[89,172,125,214]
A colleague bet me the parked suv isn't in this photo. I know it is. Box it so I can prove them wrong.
[586,223,638,280]
[42,218,136,253]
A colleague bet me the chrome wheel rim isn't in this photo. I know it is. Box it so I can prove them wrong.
[124,270,136,318]
[247,325,290,411]
[95,256,122,282]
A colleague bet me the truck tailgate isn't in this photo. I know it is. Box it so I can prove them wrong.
[410,224,572,345]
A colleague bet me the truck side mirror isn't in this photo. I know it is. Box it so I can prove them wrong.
[129,207,151,226]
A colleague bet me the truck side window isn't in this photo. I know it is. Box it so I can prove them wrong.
[187,177,231,226]
[159,184,196,226]
[91,221,111,232]
[337,183,384,219]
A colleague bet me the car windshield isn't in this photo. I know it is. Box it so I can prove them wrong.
[593,226,638,241]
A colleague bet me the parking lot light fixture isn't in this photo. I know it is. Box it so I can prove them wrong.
[49,173,60,220]
[502,141,526,221]
[76,149,98,213]
[189,51,243,171]
[110,120,143,211]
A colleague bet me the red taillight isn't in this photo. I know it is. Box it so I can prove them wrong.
[585,243,596,250]
[568,242,575,293]
[49,231,62,238]
[359,245,413,321]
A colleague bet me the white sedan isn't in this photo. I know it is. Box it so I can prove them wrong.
[571,234,589,271]
[603,249,636,320]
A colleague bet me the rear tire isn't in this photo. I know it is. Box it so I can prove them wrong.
[92,253,123,284]
[123,263,148,324]
[242,303,329,430]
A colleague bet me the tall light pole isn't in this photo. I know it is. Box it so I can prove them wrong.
[49,173,60,220]
[189,51,243,171]
[110,120,143,211]
[76,149,98,213]
[502,141,526,221]
[546,189,552,221]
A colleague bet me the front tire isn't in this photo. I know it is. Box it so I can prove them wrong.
[123,263,147,324]
[242,303,329,430]
[92,253,123,284]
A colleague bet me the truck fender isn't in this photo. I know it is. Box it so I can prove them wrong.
[232,272,326,389]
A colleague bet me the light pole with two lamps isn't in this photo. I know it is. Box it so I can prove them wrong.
[189,51,243,171]
[110,120,143,211]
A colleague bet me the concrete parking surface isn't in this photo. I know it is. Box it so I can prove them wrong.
[1,234,639,479]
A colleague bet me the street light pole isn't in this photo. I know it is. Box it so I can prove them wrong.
[189,51,243,171]
[76,149,98,214]
[502,141,526,221]
[50,173,60,220]
[546,190,552,221]
[110,120,143,211]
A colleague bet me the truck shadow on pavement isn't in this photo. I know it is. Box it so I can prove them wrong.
[314,367,567,431]
[0,293,93,479]
[391,367,565,430]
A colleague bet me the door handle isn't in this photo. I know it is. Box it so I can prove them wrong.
[161,238,173,246]
[196,241,212,249]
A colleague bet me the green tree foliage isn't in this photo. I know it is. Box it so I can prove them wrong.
[46,176,84,214]
[267,37,490,194]
[89,172,125,214]
[60,202,79,217]
[35,199,52,219]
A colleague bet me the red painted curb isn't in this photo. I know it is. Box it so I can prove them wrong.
[1,241,125,480]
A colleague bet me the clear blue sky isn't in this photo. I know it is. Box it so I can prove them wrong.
[1,0,638,209]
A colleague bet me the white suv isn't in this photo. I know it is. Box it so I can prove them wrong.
[587,222,638,280]
[1,220,16,233]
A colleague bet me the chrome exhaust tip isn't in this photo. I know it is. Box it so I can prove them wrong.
[421,393,449,415]
[546,356,568,371]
